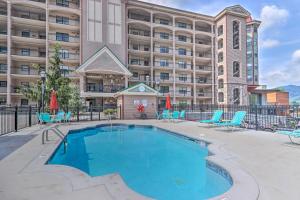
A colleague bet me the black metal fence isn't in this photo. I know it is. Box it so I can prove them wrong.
[0,105,121,136]
[158,104,300,131]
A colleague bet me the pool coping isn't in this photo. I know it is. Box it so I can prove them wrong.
[44,123,260,200]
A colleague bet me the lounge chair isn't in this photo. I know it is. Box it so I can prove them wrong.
[199,110,223,124]
[54,111,65,123]
[276,129,300,144]
[171,111,180,122]
[214,111,246,130]
[179,110,186,120]
[65,111,72,123]
[162,110,170,120]
[39,113,54,123]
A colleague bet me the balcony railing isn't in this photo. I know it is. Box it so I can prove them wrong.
[154,61,173,68]
[48,33,80,43]
[154,47,173,54]
[154,76,173,82]
[129,76,150,82]
[86,85,125,93]
[175,77,193,83]
[129,29,150,37]
[176,50,193,56]
[49,16,80,26]
[197,92,212,97]
[175,23,192,30]
[154,33,173,41]
[195,39,211,46]
[128,13,150,22]
[13,33,46,40]
[12,10,46,21]
[195,66,212,71]
[50,0,80,9]
[176,90,192,97]
[195,53,211,59]
[195,26,212,33]
[153,18,172,26]
[195,78,212,84]
[175,63,192,70]
[12,50,46,58]
[128,59,150,67]
[11,67,40,76]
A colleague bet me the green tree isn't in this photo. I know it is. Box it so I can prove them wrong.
[68,85,83,112]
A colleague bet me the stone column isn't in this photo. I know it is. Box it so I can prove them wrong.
[6,1,11,105]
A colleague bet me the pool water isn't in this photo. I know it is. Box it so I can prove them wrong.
[48,125,232,200]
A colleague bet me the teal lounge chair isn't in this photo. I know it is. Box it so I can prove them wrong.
[162,110,170,120]
[54,111,65,123]
[65,111,72,122]
[171,111,180,121]
[276,129,300,144]
[179,110,186,120]
[39,113,54,123]
[214,111,246,129]
[199,110,223,124]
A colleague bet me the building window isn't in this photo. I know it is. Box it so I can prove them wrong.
[178,35,187,42]
[178,48,186,55]
[0,81,7,87]
[130,59,139,65]
[108,0,121,44]
[218,65,224,76]
[179,87,188,95]
[178,61,186,69]
[160,60,169,67]
[218,39,223,49]
[233,61,240,77]
[0,97,6,105]
[21,65,29,74]
[218,52,223,63]
[159,19,169,25]
[218,92,224,102]
[177,22,187,28]
[218,79,224,89]
[132,72,138,77]
[0,64,7,73]
[56,0,69,7]
[160,46,169,54]
[178,74,188,82]
[160,32,169,39]
[21,31,30,37]
[233,21,240,49]
[0,46,7,53]
[160,72,169,80]
[160,86,169,93]
[21,99,29,106]
[56,16,69,25]
[233,88,240,105]
[21,48,30,56]
[59,49,69,59]
[144,60,149,66]
[217,25,223,36]
[56,32,69,42]
[196,77,207,83]
[88,0,102,42]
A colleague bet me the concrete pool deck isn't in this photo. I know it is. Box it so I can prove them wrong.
[0,120,300,200]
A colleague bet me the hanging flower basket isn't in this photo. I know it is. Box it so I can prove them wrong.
[137,104,147,119]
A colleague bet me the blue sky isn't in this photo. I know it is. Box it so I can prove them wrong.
[142,0,300,88]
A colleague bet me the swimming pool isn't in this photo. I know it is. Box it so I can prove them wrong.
[48,124,232,200]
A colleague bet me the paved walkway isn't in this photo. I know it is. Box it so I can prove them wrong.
[0,121,299,200]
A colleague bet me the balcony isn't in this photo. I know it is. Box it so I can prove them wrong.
[29,0,46,3]
[175,77,193,84]
[0,64,7,75]
[128,12,150,23]
[195,65,212,74]
[128,59,150,68]
[128,29,151,40]
[86,85,125,93]
[11,50,46,62]
[195,77,212,85]
[154,47,173,56]
[175,22,192,30]
[11,67,40,77]
[153,18,172,26]
[129,76,150,83]
[0,8,7,16]
[197,92,212,98]
[49,16,80,31]
[12,9,46,22]
[176,90,192,97]
[49,33,80,47]
[0,87,6,93]
[50,0,79,9]
[128,46,150,55]
[155,76,173,83]
[12,34,46,45]
[154,32,173,42]
[154,61,173,69]
[175,63,192,71]
[176,49,193,57]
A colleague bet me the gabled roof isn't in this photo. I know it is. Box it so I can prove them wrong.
[216,5,251,20]
[115,83,160,97]
[76,46,132,76]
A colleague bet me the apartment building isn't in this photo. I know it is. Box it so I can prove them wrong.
[0,0,260,107]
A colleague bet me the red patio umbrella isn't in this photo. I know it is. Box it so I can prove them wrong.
[49,90,59,114]
[165,94,171,110]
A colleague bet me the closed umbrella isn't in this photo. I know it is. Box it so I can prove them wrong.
[49,90,59,114]
[166,94,171,110]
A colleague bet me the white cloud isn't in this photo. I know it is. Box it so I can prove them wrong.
[261,49,300,87]
[261,39,280,48]
[260,5,289,31]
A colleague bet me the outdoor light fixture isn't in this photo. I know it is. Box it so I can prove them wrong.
[40,70,46,112]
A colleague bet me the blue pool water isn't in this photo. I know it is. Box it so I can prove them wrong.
[48,125,232,200]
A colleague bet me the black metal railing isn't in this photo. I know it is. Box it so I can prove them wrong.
[0,105,121,136]
[157,104,300,131]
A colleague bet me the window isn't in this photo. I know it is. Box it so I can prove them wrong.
[160,73,169,80]
[160,86,169,93]
[56,16,69,25]
[21,31,30,37]
[217,25,223,36]
[178,74,187,82]
[0,64,7,73]
[56,0,69,7]
[160,32,169,39]
[144,60,149,66]
[0,97,6,105]
[160,46,169,53]
[60,65,70,77]
[178,35,187,42]
[218,79,224,89]
[56,32,69,42]
[21,65,29,74]
[132,72,138,77]
[179,87,188,95]
[130,59,139,65]
[218,39,223,49]
[21,99,29,106]
[0,81,7,87]
[87,83,96,91]
[108,0,121,44]
[218,65,224,76]
[177,22,187,28]
[88,0,102,42]
[144,45,149,51]
[0,46,7,53]
[59,49,69,59]
[178,61,186,69]
[233,61,240,77]
[196,77,207,83]
[160,60,169,67]
[218,92,224,102]
[132,44,139,50]
[233,88,240,105]
[178,48,186,55]
[218,52,223,63]
[160,19,169,25]
[21,48,30,56]
[233,21,240,49]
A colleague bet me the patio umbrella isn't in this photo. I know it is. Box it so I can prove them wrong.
[49,90,59,114]
[165,94,171,110]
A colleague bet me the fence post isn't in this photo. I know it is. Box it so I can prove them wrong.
[29,106,32,127]
[15,106,18,132]
[98,107,101,121]
[255,105,258,130]
[77,106,80,122]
